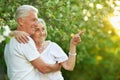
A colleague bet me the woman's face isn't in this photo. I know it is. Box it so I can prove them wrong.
[31,23,47,43]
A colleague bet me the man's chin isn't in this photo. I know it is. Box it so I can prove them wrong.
[28,31,35,36]
[31,31,35,35]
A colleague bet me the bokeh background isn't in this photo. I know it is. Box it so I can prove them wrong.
[0,0,120,80]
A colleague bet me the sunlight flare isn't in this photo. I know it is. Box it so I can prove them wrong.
[109,16,120,30]
[109,15,120,36]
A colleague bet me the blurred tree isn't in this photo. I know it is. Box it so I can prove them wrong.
[0,0,120,80]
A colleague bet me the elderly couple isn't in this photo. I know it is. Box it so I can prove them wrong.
[4,5,84,80]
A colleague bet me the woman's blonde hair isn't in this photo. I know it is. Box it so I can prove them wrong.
[38,18,46,28]
[38,18,47,37]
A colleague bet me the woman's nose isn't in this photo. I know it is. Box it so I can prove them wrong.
[39,29,43,35]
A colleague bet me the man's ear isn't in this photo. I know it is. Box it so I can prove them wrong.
[17,18,23,26]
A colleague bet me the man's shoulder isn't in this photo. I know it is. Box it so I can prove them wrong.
[27,36,35,44]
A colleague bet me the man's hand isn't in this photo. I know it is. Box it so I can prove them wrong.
[12,31,29,43]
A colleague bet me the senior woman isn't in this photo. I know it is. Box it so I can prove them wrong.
[10,18,84,80]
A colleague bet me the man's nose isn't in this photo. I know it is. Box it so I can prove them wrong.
[35,21,39,27]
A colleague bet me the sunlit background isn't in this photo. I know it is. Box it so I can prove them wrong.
[1,0,120,80]
[109,1,120,36]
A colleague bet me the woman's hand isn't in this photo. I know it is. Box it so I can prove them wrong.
[70,30,85,46]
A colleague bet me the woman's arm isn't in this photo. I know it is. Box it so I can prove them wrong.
[61,30,84,71]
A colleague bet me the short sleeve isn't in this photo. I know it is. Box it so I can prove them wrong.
[50,42,68,63]
[20,37,40,61]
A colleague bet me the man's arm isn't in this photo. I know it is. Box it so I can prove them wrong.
[9,31,29,43]
[10,31,61,73]
[31,57,61,74]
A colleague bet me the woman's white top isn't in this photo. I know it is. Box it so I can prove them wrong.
[38,41,68,80]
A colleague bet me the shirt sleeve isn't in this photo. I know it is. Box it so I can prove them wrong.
[50,42,68,63]
[20,37,40,61]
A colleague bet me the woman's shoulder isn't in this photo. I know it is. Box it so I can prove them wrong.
[45,40,59,47]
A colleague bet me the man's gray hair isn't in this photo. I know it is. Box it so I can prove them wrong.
[15,5,38,21]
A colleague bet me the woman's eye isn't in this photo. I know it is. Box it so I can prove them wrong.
[36,29,40,32]
[42,28,45,30]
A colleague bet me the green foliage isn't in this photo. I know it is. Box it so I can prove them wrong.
[0,0,120,80]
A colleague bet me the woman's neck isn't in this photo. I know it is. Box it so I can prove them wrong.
[36,41,44,48]
[36,41,45,53]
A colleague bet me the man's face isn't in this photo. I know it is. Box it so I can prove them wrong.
[19,11,38,35]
